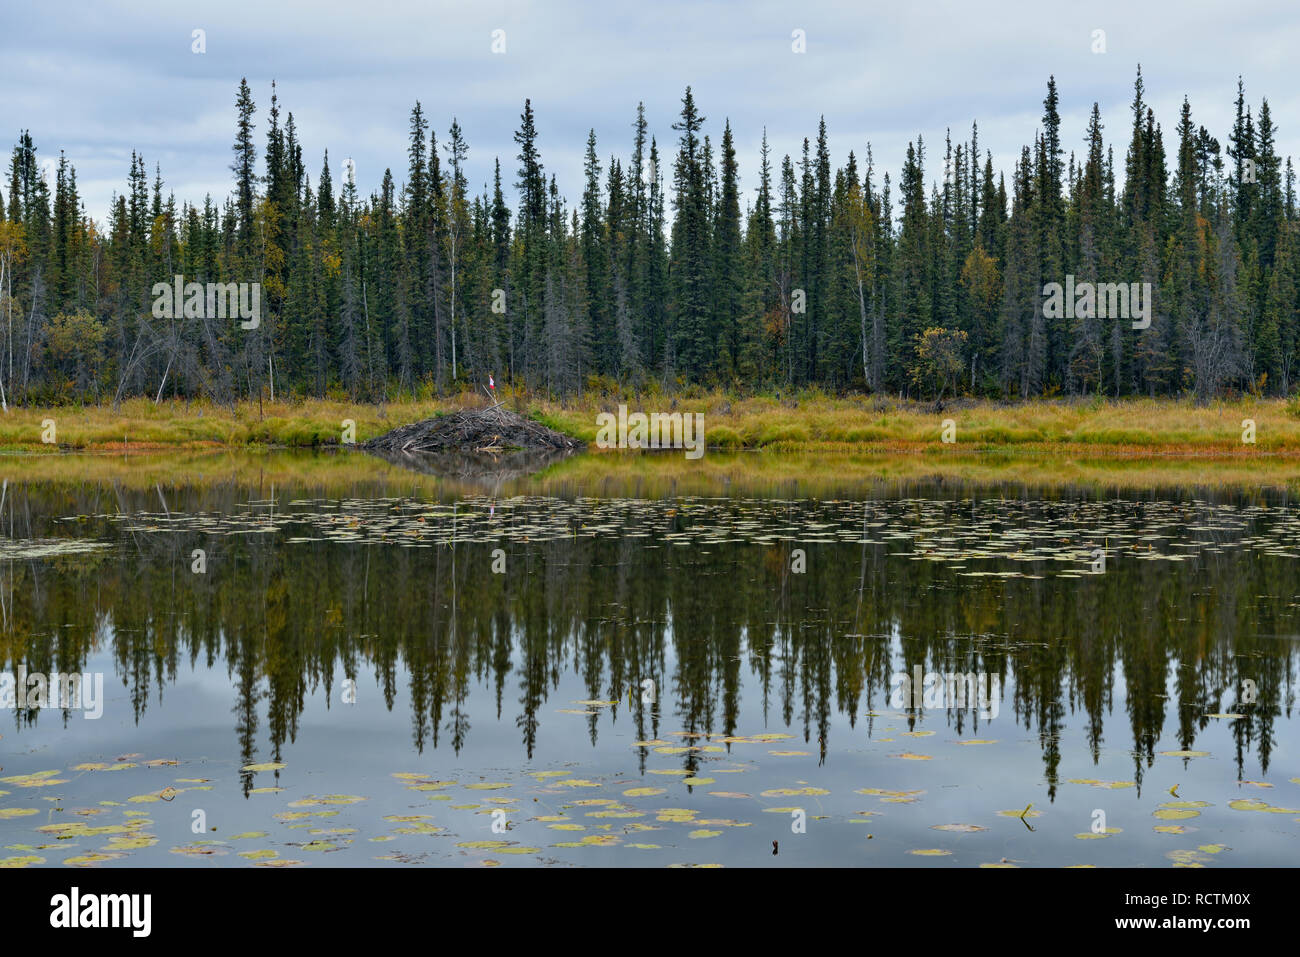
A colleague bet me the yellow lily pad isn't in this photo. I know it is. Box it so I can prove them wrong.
[238,849,278,860]
[1153,808,1200,820]
[0,771,68,788]
[287,795,366,807]
[622,787,666,797]
[64,852,125,866]
[103,835,158,851]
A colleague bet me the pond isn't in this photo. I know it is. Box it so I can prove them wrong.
[0,451,1298,868]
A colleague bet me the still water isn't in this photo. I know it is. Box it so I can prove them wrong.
[1,452,1298,868]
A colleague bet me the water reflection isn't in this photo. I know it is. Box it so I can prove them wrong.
[1,473,1295,811]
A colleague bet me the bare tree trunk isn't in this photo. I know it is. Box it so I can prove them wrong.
[154,353,174,405]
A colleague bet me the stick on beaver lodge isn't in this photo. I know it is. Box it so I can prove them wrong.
[364,402,583,455]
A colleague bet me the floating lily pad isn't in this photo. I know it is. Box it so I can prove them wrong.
[287,795,366,807]
[63,852,124,866]
[622,787,665,798]
[1227,798,1272,812]
[0,771,68,788]
[103,835,158,851]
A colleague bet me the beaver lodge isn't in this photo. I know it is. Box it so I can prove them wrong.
[364,403,582,455]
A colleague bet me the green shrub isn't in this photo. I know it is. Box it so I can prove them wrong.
[706,425,743,448]
[757,424,809,446]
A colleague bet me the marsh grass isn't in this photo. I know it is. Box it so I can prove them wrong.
[0,397,449,450]
[543,394,1300,452]
[0,393,1297,457]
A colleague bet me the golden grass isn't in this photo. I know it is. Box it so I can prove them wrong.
[0,393,1297,456]
[0,396,450,451]
[539,394,1300,452]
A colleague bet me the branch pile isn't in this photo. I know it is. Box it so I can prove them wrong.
[364,404,582,454]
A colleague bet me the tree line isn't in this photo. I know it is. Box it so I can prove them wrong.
[1,67,1296,406]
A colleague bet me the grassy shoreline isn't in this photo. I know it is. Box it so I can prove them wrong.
[0,394,1297,453]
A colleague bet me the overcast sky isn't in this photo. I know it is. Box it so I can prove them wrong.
[5,0,1298,225]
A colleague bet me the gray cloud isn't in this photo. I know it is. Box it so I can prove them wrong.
[4,0,1297,222]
